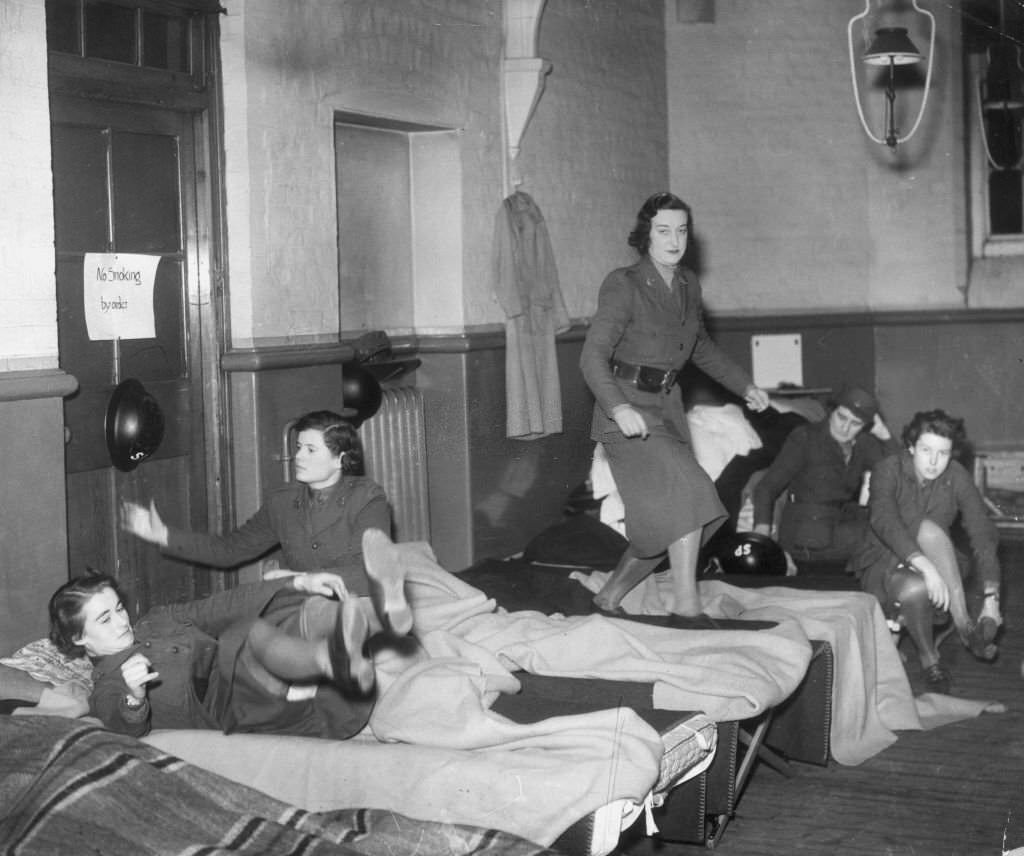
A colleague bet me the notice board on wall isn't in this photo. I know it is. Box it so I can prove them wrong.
[751,333,803,390]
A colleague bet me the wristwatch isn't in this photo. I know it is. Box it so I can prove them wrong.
[124,693,145,708]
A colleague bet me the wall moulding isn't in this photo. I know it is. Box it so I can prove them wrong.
[0,369,78,403]
[502,0,551,192]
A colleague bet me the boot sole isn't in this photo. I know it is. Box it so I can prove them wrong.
[363,528,414,636]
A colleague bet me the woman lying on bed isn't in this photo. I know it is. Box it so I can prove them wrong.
[48,537,411,739]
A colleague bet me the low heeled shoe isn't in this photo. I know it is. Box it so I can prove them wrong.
[327,596,375,697]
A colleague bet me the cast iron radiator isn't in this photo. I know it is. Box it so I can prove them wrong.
[358,387,431,544]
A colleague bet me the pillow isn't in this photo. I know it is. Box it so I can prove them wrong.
[1,637,93,698]
[522,514,628,571]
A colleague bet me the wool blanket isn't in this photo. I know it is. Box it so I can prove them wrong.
[571,570,923,765]
[0,715,557,856]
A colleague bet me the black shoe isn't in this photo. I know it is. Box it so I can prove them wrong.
[922,662,951,694]
[960,621,998,662]
[666,613,722,630]
[362,528,414,636]
[592,603,628,618]
[327,596,375,696]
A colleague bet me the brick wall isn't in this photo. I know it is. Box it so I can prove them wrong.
[666,0,968,313]
[0,0,59,370]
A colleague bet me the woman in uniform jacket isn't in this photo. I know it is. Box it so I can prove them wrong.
[48,565,402,740]
[121,412,396,616]
[751,386,899,562]
[580,192,770,617]
[847,409,1003,694]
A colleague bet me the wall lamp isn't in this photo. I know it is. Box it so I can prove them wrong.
[848,0,936,150]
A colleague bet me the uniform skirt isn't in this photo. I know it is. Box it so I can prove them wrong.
[603,429,727,557]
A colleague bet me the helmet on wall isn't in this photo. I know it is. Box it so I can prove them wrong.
[105,379,165,472]
[711,531,788,576]
[341,361,383,426]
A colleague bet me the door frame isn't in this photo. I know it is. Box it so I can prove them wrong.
[47,8,230,598]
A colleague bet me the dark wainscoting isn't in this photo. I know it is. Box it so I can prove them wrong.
[216,307,1024,576]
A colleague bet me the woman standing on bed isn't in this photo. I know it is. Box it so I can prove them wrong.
[121,411,407,633]
[848,409,1002,694]
[580,192,770,618]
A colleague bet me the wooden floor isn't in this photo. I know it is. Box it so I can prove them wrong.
[619,537,1024,856]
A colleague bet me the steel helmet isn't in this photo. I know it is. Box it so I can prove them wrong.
[712,531,788,576]
[105,379,165,472]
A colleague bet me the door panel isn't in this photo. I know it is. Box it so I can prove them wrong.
[53,95,215,613]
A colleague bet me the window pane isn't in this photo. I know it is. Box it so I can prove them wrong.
[143,11,190,72]
[989,169,1023,234]
[84,1,136,65]
[112,132,182,253]
[46,0,80,55]
[51,124,110,252]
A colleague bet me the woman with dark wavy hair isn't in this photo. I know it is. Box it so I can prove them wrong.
[580,192,770,618]
[48,565,402,738]
[121,410,406,635]
[849,409,1002,694]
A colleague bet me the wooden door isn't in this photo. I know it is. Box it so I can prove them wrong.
[52,95,221,614]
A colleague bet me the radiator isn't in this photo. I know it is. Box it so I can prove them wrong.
[358,387,431,544]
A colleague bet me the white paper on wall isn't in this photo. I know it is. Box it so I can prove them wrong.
[83,253,159,341]
[751,333,803,389]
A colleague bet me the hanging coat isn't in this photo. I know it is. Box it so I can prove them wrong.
[492,191,571,440]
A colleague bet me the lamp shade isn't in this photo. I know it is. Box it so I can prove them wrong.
[863,27,923,66]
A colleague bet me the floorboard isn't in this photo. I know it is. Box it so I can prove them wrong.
[618,537,1024,856]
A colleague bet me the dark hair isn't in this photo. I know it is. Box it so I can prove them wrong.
[292,410,364,475]
[627,192,690,256]
[901,409,967,457]
[49,572,127,658]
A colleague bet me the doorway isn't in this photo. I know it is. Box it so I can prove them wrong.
[47,1,226,614]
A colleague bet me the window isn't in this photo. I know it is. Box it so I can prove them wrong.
[965,1,1024,256]
[334,115,461,334]
[46,0,194,74]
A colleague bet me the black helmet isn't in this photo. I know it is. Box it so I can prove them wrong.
[105,379,165,472]
[711,531,788,576]
[341,361,383,426]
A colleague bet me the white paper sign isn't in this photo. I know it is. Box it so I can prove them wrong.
[83,253,159,340]
[751,333,803,389]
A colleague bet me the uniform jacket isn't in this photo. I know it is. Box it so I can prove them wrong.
[89,579,290,738]
[752,418,899,547]
[579,257,751,444]
[163,476,390,596]
[848,452,1001,587]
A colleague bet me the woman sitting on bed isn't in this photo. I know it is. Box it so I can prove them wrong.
[48,538,410,739]
[750,386,899,563]
[847,409,1002,694]
[121,411,403,628]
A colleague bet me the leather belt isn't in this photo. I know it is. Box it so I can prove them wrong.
[610,359,678,393]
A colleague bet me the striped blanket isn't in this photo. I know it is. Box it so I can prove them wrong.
[0,715,557,856]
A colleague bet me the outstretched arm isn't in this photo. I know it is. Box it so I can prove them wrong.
[121,500,169,547]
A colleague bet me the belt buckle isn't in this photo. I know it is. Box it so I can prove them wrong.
[635,365,663,392]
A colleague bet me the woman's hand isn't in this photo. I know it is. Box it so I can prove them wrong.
[120,653,158,700]
[744,385,771,412]
[913,558,950,612]
[870,414,892,441]
[120,500,169,547]
[612,405,649,439]
[292,572,348,600]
